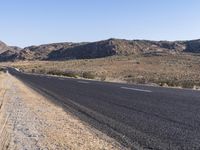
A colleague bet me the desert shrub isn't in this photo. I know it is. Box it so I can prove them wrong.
[47,70,62,76]
[0,68,4,72]
[126,74,134,78]
[100,75,107,81]
[158,79,178,87]
[47,70,78,78]
[157,79,197,88]
[0,68,5,74]
[127,77,146,84]
[180,80,195,88]
[37,69,47,74]
[63,71,78,78]
[136,78,146,84]
[82,72,95,79]
[125,75,199,89]
[31,69,36,73]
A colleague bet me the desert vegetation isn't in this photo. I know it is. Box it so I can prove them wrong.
[4,53,200,89]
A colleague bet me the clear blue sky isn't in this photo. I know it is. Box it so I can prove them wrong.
[0,0,200,47]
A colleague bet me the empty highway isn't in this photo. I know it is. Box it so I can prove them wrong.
[8,68,200,150]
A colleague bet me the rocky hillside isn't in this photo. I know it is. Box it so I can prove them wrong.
[0,39,200,61]
[184,39,200,53]
[17,42,82,60]
[0,41,22,61]
[47,39,200,60]
[0,41,8,53]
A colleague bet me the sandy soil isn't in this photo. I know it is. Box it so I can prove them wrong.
[0,72,125,150]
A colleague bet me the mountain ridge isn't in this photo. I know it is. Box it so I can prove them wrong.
[0,38,200,61]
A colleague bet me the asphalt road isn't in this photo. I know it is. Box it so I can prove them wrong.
[8,68,200,150]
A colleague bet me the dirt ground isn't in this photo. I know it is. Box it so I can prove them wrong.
[0,72,125,150]
[5,53,200,89]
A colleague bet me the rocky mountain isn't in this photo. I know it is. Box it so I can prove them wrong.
[184,39,200,53]
[0,41,9,53]
[0,41,22,61]
[0,39,200,61]
[17,42,82,60]
[47,39,191,60]
[0,50,19,62]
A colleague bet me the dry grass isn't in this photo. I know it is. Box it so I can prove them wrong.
[2,53,200,88]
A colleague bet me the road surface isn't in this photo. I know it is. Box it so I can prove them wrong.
[8,68,200,150]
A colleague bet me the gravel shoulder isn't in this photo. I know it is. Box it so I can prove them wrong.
[0,72,125,150]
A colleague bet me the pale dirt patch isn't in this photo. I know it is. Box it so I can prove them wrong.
[0,73,125,150]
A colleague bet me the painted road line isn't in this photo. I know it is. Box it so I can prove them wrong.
[121,87,152,93]
[14,68,20,72]
[77,81,90,84]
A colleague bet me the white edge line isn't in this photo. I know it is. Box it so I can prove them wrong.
[121,87,152,93]
[77,81,90,84]
[14,68,20,72]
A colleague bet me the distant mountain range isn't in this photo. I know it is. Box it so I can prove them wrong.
[0,38,200,61]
